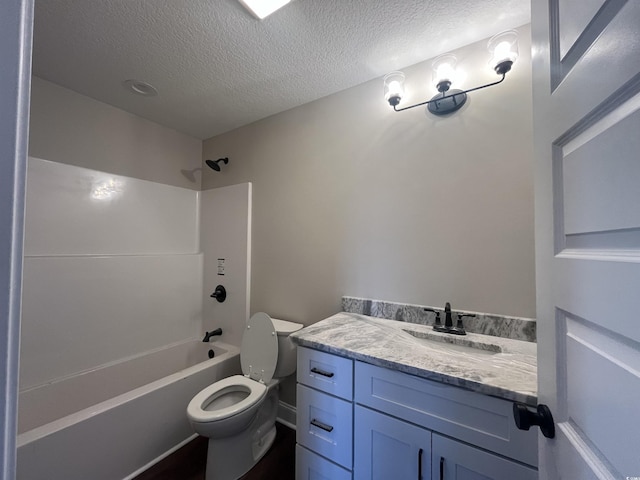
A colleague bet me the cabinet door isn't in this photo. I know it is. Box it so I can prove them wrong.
[432,434,536,480]
[296,445,351,480]
[354,405,431,480]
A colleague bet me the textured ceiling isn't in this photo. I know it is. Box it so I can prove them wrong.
[32,0,530,140]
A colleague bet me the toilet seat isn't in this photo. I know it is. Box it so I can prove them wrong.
[241,312,278,383]
[187,375,267,423]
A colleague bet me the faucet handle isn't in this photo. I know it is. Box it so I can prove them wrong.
[455,313,476,332]
[424,308,442,326]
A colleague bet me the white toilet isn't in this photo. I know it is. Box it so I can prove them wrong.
[187,312,302,480]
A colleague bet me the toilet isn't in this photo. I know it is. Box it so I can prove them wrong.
[187,312,302,480]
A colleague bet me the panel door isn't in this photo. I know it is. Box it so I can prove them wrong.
[531,0,640,478]
[431,433,537,480]
[354,405,431,480]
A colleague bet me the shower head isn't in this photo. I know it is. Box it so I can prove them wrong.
[205,157,229,172]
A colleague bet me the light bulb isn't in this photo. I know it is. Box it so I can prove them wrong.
[383,72,405,106]
[386,80,402,98]
[493,41,512,63]
[488,30,519,74]
[432,54,458,92]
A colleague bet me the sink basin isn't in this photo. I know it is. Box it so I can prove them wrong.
[402,328,503,354]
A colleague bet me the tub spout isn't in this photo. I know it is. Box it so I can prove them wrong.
[203,328,222,342]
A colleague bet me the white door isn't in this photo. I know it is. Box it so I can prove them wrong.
[531,0,640,478]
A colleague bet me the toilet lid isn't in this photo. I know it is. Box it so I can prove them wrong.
[241,312,278,383]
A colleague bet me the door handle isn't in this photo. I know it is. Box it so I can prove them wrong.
[417,448,423,480]
[439,456,444,480]
[513,402,555,439]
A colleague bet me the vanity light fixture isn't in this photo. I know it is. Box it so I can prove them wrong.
[384,30,519,116]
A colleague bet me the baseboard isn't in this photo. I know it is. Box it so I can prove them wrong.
[276,401,296,430]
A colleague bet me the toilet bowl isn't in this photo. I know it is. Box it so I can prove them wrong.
[187,312,302,480]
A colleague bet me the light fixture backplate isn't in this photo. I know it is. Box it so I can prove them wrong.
[427,90,467,116]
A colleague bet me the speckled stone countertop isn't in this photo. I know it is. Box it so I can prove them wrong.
[291,312,537,405]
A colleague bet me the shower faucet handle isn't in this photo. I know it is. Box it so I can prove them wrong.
[210,285,226,303]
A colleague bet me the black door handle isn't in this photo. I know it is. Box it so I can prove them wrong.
[513,402,555,438]
[310,418,334,432]
[310,367,334,378]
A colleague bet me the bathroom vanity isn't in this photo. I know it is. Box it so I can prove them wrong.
[291,311,538,480]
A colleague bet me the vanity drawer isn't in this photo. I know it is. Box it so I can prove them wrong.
[296,445,351,480]
[354,361,537,467]
[297,384,353,469]
[297,347,353,400]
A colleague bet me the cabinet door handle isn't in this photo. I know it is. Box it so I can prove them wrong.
[439,456,445,480]
[310,418,334,432]
[310,367,334,378]
[417,448,423,480]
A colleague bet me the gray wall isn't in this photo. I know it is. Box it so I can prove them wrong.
[29,77,202,189]
[202,25,536,325]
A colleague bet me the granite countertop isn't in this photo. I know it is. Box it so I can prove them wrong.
[291,312,537,405]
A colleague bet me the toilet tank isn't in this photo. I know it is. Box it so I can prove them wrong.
[271,318,303,378]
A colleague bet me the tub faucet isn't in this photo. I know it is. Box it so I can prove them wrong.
[202,328,222,342]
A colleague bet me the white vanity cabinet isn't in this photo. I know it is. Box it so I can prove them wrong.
[296,346,538,480]
[296,347,354,479]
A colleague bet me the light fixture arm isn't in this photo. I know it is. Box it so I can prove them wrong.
[392,72,506,113]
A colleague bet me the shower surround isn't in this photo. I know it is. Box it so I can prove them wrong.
[20,157,252,477]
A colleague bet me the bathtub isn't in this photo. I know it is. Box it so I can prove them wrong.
[17,338,241,480]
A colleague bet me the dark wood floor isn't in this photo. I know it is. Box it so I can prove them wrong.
[134,423,295,480]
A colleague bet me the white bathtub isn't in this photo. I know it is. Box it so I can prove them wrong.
[17,339,241,480]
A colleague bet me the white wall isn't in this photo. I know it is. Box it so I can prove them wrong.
[20,158,203,390]
[201,183,252,348]
[202,25,536,323]
[29,77,202,190]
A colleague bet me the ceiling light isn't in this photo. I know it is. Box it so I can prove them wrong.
[383,30,518,116]
[122,79,158,97]
[238,0,291,19]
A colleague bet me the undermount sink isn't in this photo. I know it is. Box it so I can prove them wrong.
[402,328,503,354]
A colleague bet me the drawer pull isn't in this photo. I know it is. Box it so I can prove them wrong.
[418,448,423,480]
[310,367,335,378]
[310,418,334,432]
[439,457,445,480]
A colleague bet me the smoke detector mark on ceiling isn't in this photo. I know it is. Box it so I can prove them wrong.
[122,79,158,97]
[238,0,292,19]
